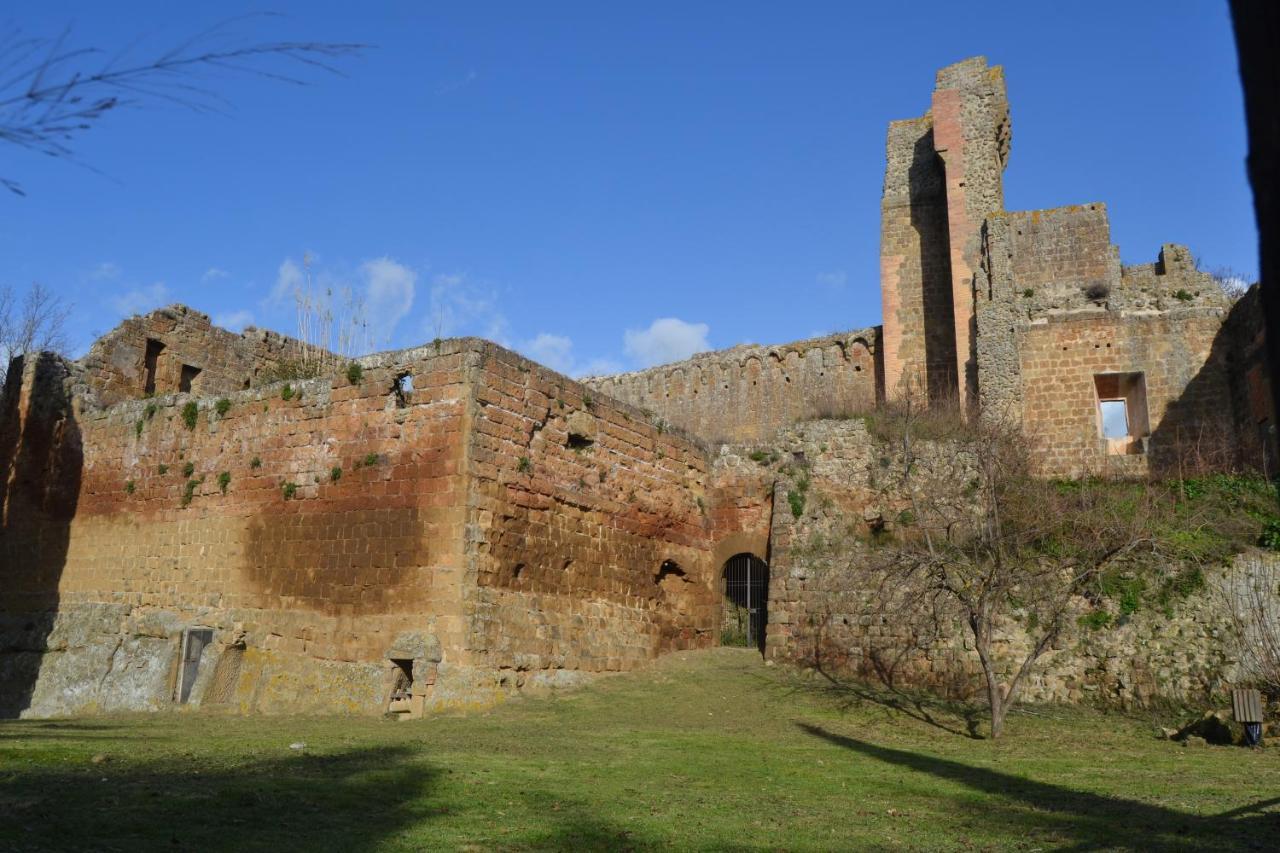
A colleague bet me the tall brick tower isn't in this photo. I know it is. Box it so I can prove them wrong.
[879,57,1011,407]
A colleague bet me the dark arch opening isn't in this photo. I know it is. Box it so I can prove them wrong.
[721,553,768,654]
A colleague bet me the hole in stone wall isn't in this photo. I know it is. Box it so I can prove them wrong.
[179,364,201,394]
[392,373,411,408]
[388,659,414,713]
[176,627,213,704]
[1094,372,1149,455]
[143,338,164,395]
[512,563,525,581]
[567,433,594,450]
[655,559,687,586]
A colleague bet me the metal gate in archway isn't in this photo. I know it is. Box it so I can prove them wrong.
[722,553,768,652]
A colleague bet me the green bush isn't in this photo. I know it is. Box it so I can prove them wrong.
[282,482,298,500]
[215,398,231,417]
[281,384,295,401]
[124,480,135,495]
[330,466,342,483]
[346,362,364,385]
[1174,289,1194,302]
[134,419,143,438]
[157,464,168,475]
[363,452,379,467]
[180,478,201,508]
[1077,610,1111,630]
[787,489,806,519]
[217,471,231,494]
[143,402,158,420]
[250,456,262,470]
[181,402,199,430]
[182,462,195,478]
[517,456,531,474]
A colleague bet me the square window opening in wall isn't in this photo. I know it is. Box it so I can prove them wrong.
[179,364,201,394]
[1094,372,1150,455]
[176,627,214,704]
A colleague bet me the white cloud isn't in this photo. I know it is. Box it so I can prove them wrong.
[270,257,304,304]
[109,282,169,317]
[360,257,416,333]
[425,273,510,346]
[522,332,574,373]
[90,261,122,281]
[623,318,711,368]
[817,270,847,291]
[202,267,230,283]
[214,309,254,331]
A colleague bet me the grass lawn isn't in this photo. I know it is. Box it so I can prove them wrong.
[1,648,1278,851]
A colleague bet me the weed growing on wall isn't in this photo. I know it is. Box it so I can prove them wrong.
[217,471,231,494]
[346,362,363,385]
[180,478,202,508]
[517,456,531,474]
[330,466,342,483]
[282,482,298,500]
[124,480,135,495]
[181,402,198,430]
[250,456,262,469]
[281,383,294,401]
[215,398,231,417]
[182,462,194,478]
[157,464,168,475]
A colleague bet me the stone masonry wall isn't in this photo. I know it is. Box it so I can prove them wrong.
[464,342,718,688]
[78,304,313,407]
[584,330,880,445]
[879,116,956,402]
[2,340,472,717]
[735,419,1244,707]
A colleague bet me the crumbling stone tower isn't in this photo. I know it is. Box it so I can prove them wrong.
[881,57,1010,407]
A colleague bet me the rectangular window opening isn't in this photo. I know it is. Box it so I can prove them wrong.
[143,339,164,395]
[387,659,415,714]
[179,364,201,394]
[176,627,213,704]
[1094,372,1149,455]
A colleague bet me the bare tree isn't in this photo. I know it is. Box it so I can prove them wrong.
[0,15,367,195]
[867,398,1173,738]
[1221,554,1280,698]
[0,282,70,386]
[291,253,374,374]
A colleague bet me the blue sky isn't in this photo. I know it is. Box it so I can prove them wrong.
[1,1,1255,376]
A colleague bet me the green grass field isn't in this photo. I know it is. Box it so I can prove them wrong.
[2,648,1278,851]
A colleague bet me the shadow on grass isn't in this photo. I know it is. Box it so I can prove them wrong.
[1,742,438,852]
[0,724,668,852]
[761,663,986,739]
[799,723,1280,852]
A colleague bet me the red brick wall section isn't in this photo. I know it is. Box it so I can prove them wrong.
[464,341,718,681]
[46,344,469,669]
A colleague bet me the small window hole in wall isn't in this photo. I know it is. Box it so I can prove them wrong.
[387,659,415,715]
[143,338,165,395]
[179,364,202,394]
[392,372,412,408]
[567,432,594,450]
[1094,372,1149,455]
[654,559,689,598]
[176,627,213,704]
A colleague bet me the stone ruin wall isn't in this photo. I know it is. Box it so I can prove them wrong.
[1,341,472,717]
[0,329,726,718]
[583,330,882,446]
[725,419,1247,707]
[77,305,313,407]
[976,202,1261,476]
[462,342,718,687]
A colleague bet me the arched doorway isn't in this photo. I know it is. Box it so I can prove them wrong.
[721,553,768,653]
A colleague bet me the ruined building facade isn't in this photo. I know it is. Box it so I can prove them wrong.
[1,58,1271,718]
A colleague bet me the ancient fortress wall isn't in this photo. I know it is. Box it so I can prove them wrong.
[463,343,717,685]
[2,342,472,716]
[1,329,725,717]
[78,305,312,407]
[733,419,1245,706]
[583,330,881,445]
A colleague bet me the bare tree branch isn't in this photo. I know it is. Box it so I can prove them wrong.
[0,14,370,195]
